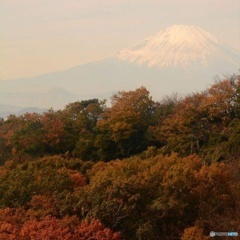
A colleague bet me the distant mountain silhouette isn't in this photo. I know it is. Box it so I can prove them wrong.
[1,25,239,113]
[0,104,47,119]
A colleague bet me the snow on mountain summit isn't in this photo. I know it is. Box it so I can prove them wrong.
[116,25,239,68]
[2,25,239,110]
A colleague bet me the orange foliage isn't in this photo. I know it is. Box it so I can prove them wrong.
[73,218,121,240]
[0,208,27,240]
[98,87,154,142]
[0,210,121,240]
[20,216,72,240]
[69,172,87,188]
[41,110,65,146]
[181,226,208,240]
[26,195,57,219]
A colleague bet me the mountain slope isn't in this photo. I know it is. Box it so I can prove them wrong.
[0,104,47,119]
[1,25,239,111]
[116,25,240,68]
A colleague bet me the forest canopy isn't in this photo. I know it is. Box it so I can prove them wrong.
[0,74,240,239]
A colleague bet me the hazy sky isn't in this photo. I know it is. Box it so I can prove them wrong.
[1,0,240,80]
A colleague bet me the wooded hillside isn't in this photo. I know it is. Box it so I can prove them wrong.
[0,74,239,239]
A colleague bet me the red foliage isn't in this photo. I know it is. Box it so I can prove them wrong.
[20,216,72,240]
[73,218,121,240]
[0,209,121,240]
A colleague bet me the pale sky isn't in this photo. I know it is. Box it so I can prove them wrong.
[1,0,240,80]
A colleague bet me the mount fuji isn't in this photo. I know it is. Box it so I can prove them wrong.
[1,25,240,115]
[117,25,239,69]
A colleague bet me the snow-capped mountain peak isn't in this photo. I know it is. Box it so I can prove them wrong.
[1,25,239,112]
[116,25,238,68]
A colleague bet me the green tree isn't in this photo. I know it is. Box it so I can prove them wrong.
[62,99,106,160]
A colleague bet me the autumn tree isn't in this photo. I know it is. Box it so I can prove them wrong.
[181,226,207,240]
[0,155,92,209]
[41,109,66,153]
[72,152,240,239]
[152,75,240,161]
[73,218,121,240]
[74,154,200,239]
[97,87,155,158]
[0,137,11,165]
[0,210,121,240]
[12,113,45,156]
